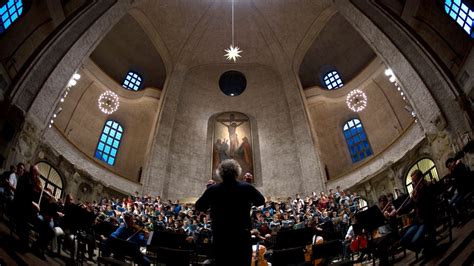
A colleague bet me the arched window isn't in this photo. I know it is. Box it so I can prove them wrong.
[444,0,473,38]
[323,70,343,90]
[37,162,63,199]
[405,158,439,194]
[122,71,143,91]
[343,118,373,163]
[95,120,123,166]
[0,0,24,34]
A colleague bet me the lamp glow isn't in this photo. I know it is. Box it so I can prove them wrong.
[346,89,368,112]
[98,91,120,114]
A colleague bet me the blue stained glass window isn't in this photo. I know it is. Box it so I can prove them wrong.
[343,118,373,163]
[445,0,474,38]
[95,120,123,166]
[0,0,23,34]
[323,70,343,90]
[122,71,143,91]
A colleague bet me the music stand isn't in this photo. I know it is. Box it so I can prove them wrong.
[147,230,188,250]
[275,227,313,249]
[355,205,385,233]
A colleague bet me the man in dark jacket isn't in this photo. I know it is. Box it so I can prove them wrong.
[196,159,265,266]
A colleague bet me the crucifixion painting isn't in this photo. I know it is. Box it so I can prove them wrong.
[213,112,253,179]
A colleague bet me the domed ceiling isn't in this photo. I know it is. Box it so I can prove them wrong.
[90,0,376,89]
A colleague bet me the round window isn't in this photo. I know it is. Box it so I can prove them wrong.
[219,71,247,97]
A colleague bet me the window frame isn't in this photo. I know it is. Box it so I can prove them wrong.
[0,0,28,35]
[122,71,143,91]
[404,158,439,194]
[444,0,474,38]
[94,120,124,166]
[36,161,64,199]
[342,118,373,163]
[322,70,344,90]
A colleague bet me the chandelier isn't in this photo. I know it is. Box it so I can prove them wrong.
[98,91,119,114]
[346,89,367,112]
[224,0,242,62]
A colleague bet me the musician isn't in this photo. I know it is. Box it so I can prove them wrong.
[446,158,472,210]
[370,195,398,265]
[196,159,265,266]
[102,213,150,265]
[250,229,268,266]
[13,164,42,251]
[378,194,397,233]
[399,170,436,257]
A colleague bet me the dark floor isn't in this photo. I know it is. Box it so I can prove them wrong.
[0,215,472,265]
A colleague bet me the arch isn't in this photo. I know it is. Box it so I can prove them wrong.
[95,120,124,166]
[342,118,373,163]
[36,161,64,199]
[404,158,439,194]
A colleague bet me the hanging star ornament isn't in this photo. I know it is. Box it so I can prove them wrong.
[224,45,242,62]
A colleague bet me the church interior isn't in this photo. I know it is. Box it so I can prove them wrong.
[0,0,473,265]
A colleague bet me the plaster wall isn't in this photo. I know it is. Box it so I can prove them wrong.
[306,62,414,179]
[53,65,160,182]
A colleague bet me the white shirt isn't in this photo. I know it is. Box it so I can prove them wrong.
[345,225,354,240]
[8,172,17,190]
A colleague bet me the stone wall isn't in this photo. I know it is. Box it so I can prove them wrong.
[153,64,307,200]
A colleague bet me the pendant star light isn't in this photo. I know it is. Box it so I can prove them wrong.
[224,0,242,62]
[346,89,368,112]
[98,91,120,115]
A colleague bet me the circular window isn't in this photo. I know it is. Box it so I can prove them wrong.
[219,71,247,97]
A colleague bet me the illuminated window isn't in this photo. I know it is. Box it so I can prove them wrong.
[95,120,123,166]
[122,71,143,91]
[323,70,343,90]
[37,162,63,199]
[445,0,473,38]
[343,118,373,163]
[405,158,439,194]
[0,0,23,34]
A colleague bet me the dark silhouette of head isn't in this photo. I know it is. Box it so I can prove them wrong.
[216,159,241,183]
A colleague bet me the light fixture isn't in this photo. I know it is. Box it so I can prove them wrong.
[384,69,393,76]
[346,89,368,112]
[48,72,81,129]
[224,0,242,62]
[98,91,120,114]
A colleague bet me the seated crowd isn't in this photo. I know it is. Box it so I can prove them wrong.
[0,157,471,265]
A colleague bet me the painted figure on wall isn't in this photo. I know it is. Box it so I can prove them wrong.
[213,112,254,180]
